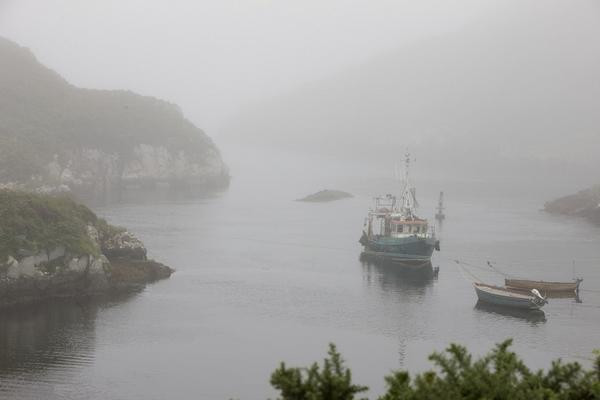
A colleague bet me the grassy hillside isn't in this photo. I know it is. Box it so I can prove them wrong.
[0,36,224,182]
[0,190,113,262]
[0,190,174,307]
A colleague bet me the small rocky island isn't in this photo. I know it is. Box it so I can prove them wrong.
[544,185,600,225]
[297,189,353,202]
[0,190,173,308]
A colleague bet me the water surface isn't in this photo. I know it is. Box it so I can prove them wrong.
[1,159,599,400]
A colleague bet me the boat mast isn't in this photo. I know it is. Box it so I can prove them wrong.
[399,152,417,217]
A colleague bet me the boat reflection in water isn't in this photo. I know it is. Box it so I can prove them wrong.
[474,300,547,324]
[545,291,583,303]
[361,255,437,297]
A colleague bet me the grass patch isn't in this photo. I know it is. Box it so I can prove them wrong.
[0,190,112,262]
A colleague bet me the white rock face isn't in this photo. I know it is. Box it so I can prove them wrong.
[68,255,89,273]
[16,144,229,197]
[5,256,20,279]
[3,230,106,280]
[17,253,49,277]
[5,249,109,280]
[9,246,68,278]
[122,144,226,182]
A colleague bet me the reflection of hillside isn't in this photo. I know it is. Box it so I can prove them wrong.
[0,293,135,376]
[474,301,546,324]
[361,259,436,299]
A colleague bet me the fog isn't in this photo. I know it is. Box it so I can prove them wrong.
[1,0,598,191]
[220,0,600,190]
[0,0,492,132]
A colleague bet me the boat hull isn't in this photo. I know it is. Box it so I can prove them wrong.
[504,279,581,293]
[474,284,545,310]
[362,235,437,263]
[360,251,433,270]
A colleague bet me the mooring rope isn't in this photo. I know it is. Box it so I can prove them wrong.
[447,258,502,279]
[453,260,483,283]
[447,256,589,284]
[484,260,514,278]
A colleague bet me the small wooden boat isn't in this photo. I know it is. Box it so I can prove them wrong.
[504,278,582,293]
[474,283,547,310]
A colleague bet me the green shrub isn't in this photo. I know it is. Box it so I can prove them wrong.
[271,344,368,400]
[270,341,600,400]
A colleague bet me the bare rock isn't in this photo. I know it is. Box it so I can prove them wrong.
[101,231,147,261]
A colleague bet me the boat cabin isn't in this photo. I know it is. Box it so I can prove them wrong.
[364,166,432,240]
[389,216,428,237]
[366,209,429,238]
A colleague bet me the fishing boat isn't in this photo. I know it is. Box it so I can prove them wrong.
[473,282,547,310]
[504,278,582,294]
[359,154,439,266]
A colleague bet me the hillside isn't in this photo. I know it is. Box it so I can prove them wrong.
[0,37,229,202]
[223,1,600,182]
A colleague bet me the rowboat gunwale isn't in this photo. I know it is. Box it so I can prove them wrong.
[504,278,582,292]
[474,283,537,300]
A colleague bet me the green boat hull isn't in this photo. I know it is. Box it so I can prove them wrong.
[360,235,438,263]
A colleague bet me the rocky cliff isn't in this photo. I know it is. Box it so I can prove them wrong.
[544,185,600,225]
[0,190,173,308]
[0,37,229,203]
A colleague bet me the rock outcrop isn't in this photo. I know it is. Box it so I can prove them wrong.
[544,185,600,225]
[0,190,173,308]
[0,37,229,204]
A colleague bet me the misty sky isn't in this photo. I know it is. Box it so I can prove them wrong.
[0,0,495,134]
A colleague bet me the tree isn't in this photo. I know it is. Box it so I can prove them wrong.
[270,344,368,400]
[269,340,600,400]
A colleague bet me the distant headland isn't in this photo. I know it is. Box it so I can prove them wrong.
[297,189,353,203]
[0,36,229,205]
[544,185,600,225]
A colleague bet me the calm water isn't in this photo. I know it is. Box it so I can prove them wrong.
[1,155,600,399]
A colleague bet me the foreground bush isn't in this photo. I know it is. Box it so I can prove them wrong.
[270,340,600,400]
